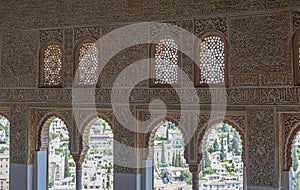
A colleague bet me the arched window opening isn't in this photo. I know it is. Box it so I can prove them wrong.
[75,40,99,86]
[48,118,75,190]
[153,38,179,85]
[153,121,191,189]
[200,123,243,189]
[82,118,113,189]
[196,33,227,86]
[291,131,300,189]
[40,43,63,87]
[0,116,10,190]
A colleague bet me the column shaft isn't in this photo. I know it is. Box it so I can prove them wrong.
[192,171,199,190]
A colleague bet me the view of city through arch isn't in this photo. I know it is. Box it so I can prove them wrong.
[47,118,113,190]
[0,116,9,190]
[200,123,243,190]
[0,116,244,190]
[153,122,243,190]
[292,131,300,189]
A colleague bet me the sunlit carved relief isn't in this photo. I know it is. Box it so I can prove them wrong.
[199,35,225,84]
[43,44,62,86]
[154,38,178,84]
[78,42,99,85]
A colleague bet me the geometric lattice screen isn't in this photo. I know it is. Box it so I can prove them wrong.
[78,42,99,85]
[154,38,178,85]
[42,44,63,86]
[199,35,225,84]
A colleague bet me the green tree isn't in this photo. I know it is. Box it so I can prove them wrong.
[221,123,227,132]
[203,167,215,175]
[213,139,219,152]
[231,130,240,155]
[161,140,165,163]
[49,133,58,141]
[64,150,70,178]
[207,145,214,154]
[294,172,300,189]
[175,152,179,167]
[166,127,169,140]
[180,170,192,184]
[179,153,183,167]
[204,151,210,168]
[293,147,299,172]
[227,131,231,152]
[220,135,225,161]
[172,152,175,166]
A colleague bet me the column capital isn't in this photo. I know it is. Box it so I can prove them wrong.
[72,154,85,169]
[189,165,199,173]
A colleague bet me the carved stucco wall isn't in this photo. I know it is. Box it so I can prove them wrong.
[2,1,300,188]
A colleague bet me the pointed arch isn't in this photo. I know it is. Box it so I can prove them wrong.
[196,117,246,166]
[284,121,300,171]
[143,114,190,160]
[37,112,71,151]
[80,114,114,156]
[150,119,191,189]
[81,116,114,189]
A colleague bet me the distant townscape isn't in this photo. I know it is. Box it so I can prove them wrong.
[2,115,300,190]
[0,117,9,190]
[292,131,300,189]
[153,122,191,190]
[200,123,243,190]
[48,118,113,190]
[153,122,244,190]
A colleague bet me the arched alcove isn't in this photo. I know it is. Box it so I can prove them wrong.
[37,114,75,190]
[0,115,10,190]
[291,130,300,189]
[149,120,191,189]
[284,120,300,190]
[196,115,247,188]
[48,118,75,189]
[80,117,114,189]
[197,118,246,165]
[199,122,244,189]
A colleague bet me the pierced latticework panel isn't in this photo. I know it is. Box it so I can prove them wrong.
[199,35,225,84]
[154,38,178,84]
[298,40,300,69]
[42,44,62,86]
[78,42,99,85]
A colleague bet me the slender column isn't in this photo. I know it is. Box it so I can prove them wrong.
[76,167,82,190]
[281,170,292,190]
[141,160,152,190]
[192,171,199,190]
[73,155,84,190]
[189,165,199,190]
[34,151,47,190]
